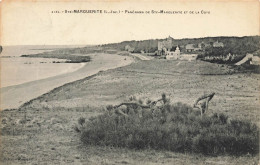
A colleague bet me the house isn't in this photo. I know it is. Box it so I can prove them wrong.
[251,56,260,65]
[158,36,173,55]
[213,40,224,47]
[198,42,210,50]
[165,46,181,60]
[125,45,135,52]
[186,42,211,52]
[185,44,195,52]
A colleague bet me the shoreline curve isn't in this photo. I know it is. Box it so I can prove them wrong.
[0,53,134,110]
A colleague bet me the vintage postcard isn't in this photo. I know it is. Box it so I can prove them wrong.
[0,0,259,164]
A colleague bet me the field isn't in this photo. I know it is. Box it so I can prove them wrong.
[22,59,260,124]
[1,58,259,164]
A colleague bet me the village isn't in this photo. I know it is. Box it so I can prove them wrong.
[124,36,259,65]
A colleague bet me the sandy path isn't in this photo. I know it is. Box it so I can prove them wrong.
[131,53,153,60]
[0,53,134,110]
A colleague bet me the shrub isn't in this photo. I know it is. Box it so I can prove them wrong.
[78,117,85,126]
[138,99,143,105]
[80,102,259,156]
[146,99,152,105]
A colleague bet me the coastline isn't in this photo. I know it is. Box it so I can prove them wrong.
[0,53,134,110]
[1,60,87,88]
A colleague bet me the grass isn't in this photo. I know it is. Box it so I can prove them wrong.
[232,64,260,74]
[1,105,258,165]
[21,59,260,125]
[5,59,258,164]
[79,95,259,156]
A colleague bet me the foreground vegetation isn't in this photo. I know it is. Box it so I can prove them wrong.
[1,58,259,164]
[78,95,259,156]
[1,106,258,165]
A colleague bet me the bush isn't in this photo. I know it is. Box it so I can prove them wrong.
[78,117,85,126]
[80,102,259,156]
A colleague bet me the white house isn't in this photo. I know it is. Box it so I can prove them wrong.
[213,40,224,47]
[165,46,181,60]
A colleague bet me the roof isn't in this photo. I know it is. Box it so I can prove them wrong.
[186,44,195,49]
[213,41,224,47]
[167,36,174,41]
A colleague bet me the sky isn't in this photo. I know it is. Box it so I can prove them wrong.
[1,0,259,45]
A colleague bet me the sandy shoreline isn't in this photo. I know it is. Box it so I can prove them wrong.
[1,59,86,88]
[0,53,134,110]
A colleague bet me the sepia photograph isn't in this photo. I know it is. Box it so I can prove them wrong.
[0,0,259,164]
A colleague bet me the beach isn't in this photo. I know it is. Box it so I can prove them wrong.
[0,53,134,110]
[1,57,86,87]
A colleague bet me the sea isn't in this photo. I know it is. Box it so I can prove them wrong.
[1,45,87,87]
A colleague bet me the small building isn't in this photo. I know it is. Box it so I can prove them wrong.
[165,46,181,60]
[250,56,260,65]
[185,44,195,52]
[158,36,174,55]
[198,42,210,50]
[125,45,135,52]
[198,42,204,49]
[213,40,224,47]
[186,42,210,52]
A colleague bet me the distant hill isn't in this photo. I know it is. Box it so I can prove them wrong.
[101,36,260,56]
[21,36,260,64]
